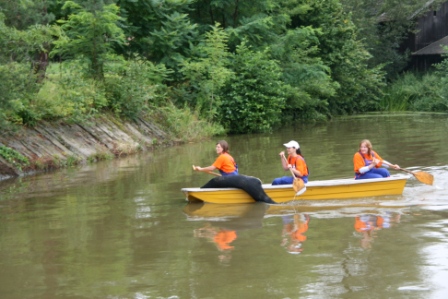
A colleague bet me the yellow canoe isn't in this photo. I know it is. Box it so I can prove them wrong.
[181,175,410,204]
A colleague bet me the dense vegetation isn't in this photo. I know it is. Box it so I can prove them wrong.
[0,0,447,139]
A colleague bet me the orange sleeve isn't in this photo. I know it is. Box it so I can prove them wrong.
[353,152,366,173]
[293,156,308,176]
[212,154,225,170]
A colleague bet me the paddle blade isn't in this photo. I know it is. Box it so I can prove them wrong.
[293,178,305,193]
[413,171,434,185]
[295,186,307,196]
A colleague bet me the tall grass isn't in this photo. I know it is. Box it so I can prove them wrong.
[380,73,421,111]
[381,72,448,112]
[149,103,226,142]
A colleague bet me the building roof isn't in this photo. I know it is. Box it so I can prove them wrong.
[412,35,448,55]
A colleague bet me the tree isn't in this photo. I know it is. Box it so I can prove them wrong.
[270,26,337,121]
[116,0,198,78]
[51,1,125,80]
[0,0,57,81]
[180,23,234,120]
[218,42,286,133]
[280,0,385,114]
[0,0,56,29]
[0,13,50,126]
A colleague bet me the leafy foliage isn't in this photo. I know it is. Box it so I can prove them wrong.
[270,26,336,121]
[218,43,286,133]
[180,24,234,119]
[290,0,384,114]
[339,0,446,79]
[0,62,41,126]
[150,103,226,141]
[0,146,30,171]
[116,0,198,79]
[0,0,56,29]
[105,58,173,119]
[35,61,108,122]
[380,70,448,112]
[51,1,125,80]
[0,0,445,139]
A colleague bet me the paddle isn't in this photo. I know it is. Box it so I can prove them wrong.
[192,165,221,177]
[282,155,306,194]
[382,161,434,185]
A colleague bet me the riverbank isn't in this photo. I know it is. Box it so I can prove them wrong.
[0,115,175,181]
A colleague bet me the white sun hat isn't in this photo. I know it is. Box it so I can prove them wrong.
[283,140,300,149]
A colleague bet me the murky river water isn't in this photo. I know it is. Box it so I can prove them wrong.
[1,113,448,299]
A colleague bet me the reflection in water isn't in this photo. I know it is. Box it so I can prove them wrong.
[354,212,401,249]
[187,202,405,258]
[194,224,237,263]
[185,202,267,264]
[281,213,310,254]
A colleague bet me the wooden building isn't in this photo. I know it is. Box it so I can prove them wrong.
[406,0,448,71]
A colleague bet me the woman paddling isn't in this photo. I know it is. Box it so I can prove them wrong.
[194,140,238,176]
[354,139,399,180]
[272,140,309,185]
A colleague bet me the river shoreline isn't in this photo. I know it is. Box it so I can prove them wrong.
[0,115,176,182]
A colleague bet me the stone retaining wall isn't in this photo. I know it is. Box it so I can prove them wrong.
[0,115,172,181]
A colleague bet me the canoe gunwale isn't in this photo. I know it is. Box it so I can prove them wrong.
[181,175,411,193]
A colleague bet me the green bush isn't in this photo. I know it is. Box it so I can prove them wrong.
[0,62,41,126]
[150,103,225,141]
[36,61,108,122]
[0,146,30,171]
[105,59,172,120]
[218,44,286,133]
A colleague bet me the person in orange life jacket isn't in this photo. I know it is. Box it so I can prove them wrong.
[353,139,399,180]
[195,140,238,176]
[272,140,309,185]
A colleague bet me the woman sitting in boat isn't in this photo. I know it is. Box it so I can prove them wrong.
[194,140,238,176]
[354,139,399,180]
[272,140,309,185]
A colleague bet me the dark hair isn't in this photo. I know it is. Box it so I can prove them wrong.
[217,140,229,153]
[296,148,302,156]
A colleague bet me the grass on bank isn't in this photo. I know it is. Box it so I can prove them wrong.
[380,72,448,112]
